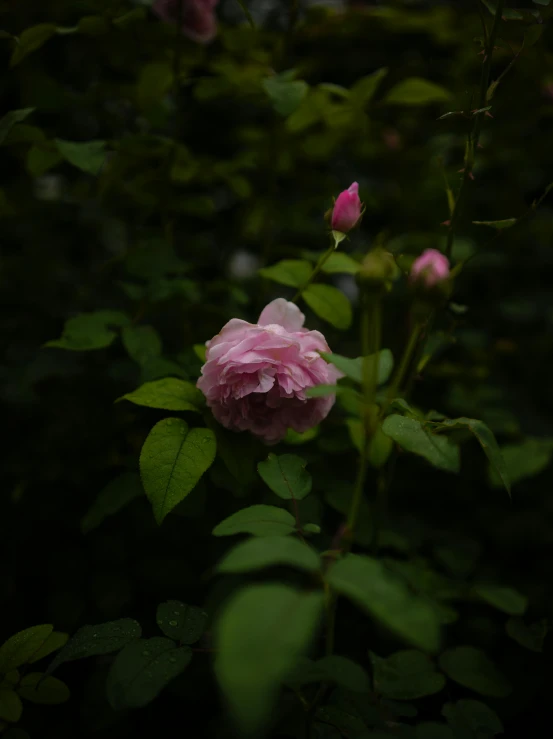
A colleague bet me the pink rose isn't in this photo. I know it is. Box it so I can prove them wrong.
[410,249,450,288]
[197,299,343,443]
[153,0,219,44]
[331,182,362,234]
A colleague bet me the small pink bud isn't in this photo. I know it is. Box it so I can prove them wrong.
[331,182,362,234]
[410,249,450,289]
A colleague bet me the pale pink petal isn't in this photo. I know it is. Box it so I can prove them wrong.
[258,299,305,332]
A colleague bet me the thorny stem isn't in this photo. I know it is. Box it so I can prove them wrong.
[445,0,504,258]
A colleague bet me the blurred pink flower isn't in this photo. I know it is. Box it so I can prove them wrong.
[331,182,362,233]
[153,0,219,44]
[197,299,343,443]
[410,249,450,288]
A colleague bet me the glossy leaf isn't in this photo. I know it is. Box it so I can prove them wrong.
[140,419,216,524]
[213,505,297,537]
[27,632,68,664]
[106,637,192,710]
[326,555,441,652]
[370,650,445,700]
[215,584,323,735]
[302,284,352,330]
[258,259,312,288]
[438,647,511,697]
[217,536,321,574]
[257,453,312,500]
[81,473,144,534]
[44,311,130,351]
[119,378,204,412]
[156,601,207,644]
[0,625,53,672]
[382,415,460,473]
[17,673,70,704]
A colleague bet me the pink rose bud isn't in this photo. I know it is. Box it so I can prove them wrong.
[410,249,450,288]
[197,299,343,444]
[153,0,219,44]
[331,182,362,234]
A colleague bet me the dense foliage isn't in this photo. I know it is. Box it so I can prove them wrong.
[2,0,553,737]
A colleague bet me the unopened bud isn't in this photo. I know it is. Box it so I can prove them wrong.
[409,249,452,309]
[330,182,362,234]
[356,247,397,291]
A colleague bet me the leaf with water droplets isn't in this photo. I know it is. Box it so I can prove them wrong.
[46,618,141,675]
[156,601,207,644]
[0,625,53,672]
[106,637,192,710]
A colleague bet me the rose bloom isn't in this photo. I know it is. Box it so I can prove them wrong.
[153,0,219,44]
[331,182,362,234]
[197,299,342,443]
[410,248,450,288]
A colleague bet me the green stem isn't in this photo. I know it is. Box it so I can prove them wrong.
[382,320,424,413]
[291,235,342,303]
[445,0,504,258]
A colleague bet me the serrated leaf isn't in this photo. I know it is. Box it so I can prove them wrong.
[0,625,53,672]
[326,555,441,652]
[81,473,144,534]
[17,673,70,704]
[257,453,312,501]
[438,647,511,697]
[473,584,527,615]
[0,108,35,146]
[320,349,393,385]
[385,77,452,105]
[155,601,207,644]
[302,284,352,330]
[370,650,445,700]
[258,259,312,288]
[218,536,321,574]
[212,504,297,537]
[107,637,192,710]
[140,419,216,524]
[119,378,204,412]
[44,310,130,351]
[46,619,141,674]
[55,139,107,175]
[215,584,323,735]
[382,415,460,473]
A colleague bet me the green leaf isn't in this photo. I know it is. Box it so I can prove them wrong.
[369,650,446,700]
[257,453,312,501]
[215,584,323,736]
[140,419,216,524]
[506,617,548,653]
[17,673,69,704]
[106,637,192,710]
[472,219,517,229]
[0,108,35,145]
[27,632,68,664]
[385,77,452,105]
[136,62,174,110]
[193,344,207,362]
[286,655,370,693]
[326,555,441,652]
[10,24,57,66]
[442,699,503,738]
[81,473,144,534]
[438,647,511,697]
[212,505,297,537]
[44,310,129,350]
[302,284,352,330]
[524,24,544,47]
[0,690,22,723]
[119,378,204,412]
[27,143,63,176]
[155,602,207,644]
[382,416,460,473]
[0,625,53,672]
[430,418,509,494]
[55,139,107,175]
[284,426,319,445]
[320,349,393,385]
[218,536,321,574]
[263,74,309,117]
[473,584,527,615]
[121,325,162,365]
[258,259,312,288]
[349,68,388,108]
[488,438,553,488]
[46,618,141,674]
[320,252,361,275]
[368,425,395,468]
